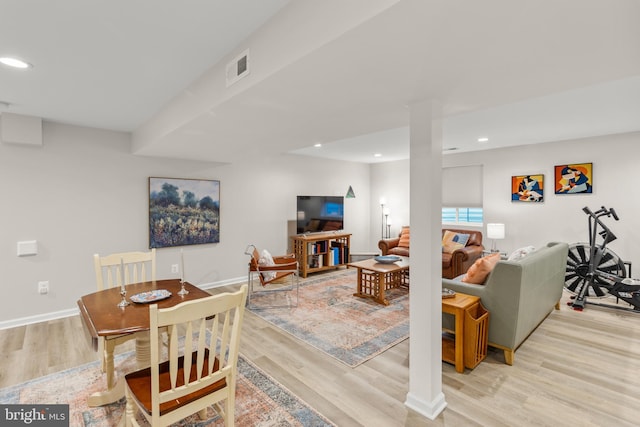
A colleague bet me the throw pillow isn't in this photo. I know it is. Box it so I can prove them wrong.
[462,252,501,284]
[259,249,277,281]
[398,226,410,248]
[508,245,536,261]
[442,230,471,254]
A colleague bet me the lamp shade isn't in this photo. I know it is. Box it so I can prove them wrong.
[486,223,505,240]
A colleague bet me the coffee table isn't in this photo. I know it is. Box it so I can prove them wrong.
[348,256,409,305]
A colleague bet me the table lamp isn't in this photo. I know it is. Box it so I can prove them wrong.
[486,223,505,253]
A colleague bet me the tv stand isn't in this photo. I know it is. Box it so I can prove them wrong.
[291,232,351,278]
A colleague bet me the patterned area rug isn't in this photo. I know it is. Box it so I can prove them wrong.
[0,353,334,427]
[248,270,409,367]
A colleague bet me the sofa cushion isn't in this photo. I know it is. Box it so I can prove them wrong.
[442,230,470,254]
[462,252,500,284]
[508,245,536,261]
[388,246,410,257]
[398,226,410,248]
[258,249,277,281]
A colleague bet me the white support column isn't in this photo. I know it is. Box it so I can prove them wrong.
[404,99,446,419]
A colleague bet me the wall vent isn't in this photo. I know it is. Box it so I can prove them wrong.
[226,49,250,87]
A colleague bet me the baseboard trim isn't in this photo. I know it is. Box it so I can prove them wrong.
[199,275,245,291]
[0,276,246,330]
[0,308,79,330]
[405,391,447,420]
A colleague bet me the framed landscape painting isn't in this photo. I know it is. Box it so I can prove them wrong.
[511,174,544,202]
[149,177,220,248]
[554,163,593,195]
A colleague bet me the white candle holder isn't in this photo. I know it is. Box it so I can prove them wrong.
[178,249,189,296]
[117,258,130,307]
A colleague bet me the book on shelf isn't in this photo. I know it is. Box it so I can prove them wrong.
[309,254,323,269]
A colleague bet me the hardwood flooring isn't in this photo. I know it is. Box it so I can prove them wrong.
[1,280,640,426]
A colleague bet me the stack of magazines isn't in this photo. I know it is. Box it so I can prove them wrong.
[442,288,456,299]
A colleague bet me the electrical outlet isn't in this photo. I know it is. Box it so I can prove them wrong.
[171,264,179,274]
[38,281,49,294]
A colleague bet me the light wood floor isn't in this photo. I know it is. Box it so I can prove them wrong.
[2,277,640,426]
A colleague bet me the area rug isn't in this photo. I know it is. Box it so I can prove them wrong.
[0,352,335,427]
[248,270,409,367]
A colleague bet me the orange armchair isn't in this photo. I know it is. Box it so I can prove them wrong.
[245,245,299,308]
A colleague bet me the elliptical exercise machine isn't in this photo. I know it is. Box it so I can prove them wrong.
[565,206,640,311]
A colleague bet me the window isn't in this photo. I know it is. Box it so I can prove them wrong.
[442,165,483,225]
[442,207,483,225]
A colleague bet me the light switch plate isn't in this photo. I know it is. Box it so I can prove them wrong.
[17,240,38,256]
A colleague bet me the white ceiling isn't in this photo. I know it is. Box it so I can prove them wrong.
[2,0,640,164]
[0,0,290,130]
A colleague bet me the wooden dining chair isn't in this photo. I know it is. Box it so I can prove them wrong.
[93,249,157,375]
[124,285,248,427]
[244,244,299,308]
[94,249,156,291]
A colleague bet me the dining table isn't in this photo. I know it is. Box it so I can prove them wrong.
[77,278,212,407]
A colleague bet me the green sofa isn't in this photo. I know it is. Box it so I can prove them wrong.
[442,242,569,365]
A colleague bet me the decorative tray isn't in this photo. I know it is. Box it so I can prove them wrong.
[442,288,456,299]
[130,289,172,304]
[374,255,402,264]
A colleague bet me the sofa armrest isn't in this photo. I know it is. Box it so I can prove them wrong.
[450,245,484,277]
[378,237,400,255]
[443,263,524,350]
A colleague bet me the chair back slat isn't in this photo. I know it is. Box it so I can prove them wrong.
[196,318,207,380]
[168,324,179,390]
[209,315,219,373]
[182,321,194,386]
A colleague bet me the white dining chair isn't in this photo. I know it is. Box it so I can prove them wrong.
[93,249,157,377]
[124,285,248,426]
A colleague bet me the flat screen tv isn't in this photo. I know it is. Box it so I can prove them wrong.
[296,196,344,234]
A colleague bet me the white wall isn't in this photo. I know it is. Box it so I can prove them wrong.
[0,121,371,325]
[370,160,410,243]
[371,131,640,271]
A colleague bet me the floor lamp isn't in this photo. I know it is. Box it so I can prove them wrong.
[383,207,390,238]
[380,198,386,239]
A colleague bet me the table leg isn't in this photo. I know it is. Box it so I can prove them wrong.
[135,332,151,368]
[454,307,464,373]
[353,268,365,299]
[88,337,124,407]
[87,332,151,407]
[378,272,389,305]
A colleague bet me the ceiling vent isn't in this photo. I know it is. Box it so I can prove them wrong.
[226,49,250,87]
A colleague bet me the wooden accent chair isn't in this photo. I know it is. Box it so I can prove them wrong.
[124,285,248,427]
[93,249,157,377]
[244,244,299,308]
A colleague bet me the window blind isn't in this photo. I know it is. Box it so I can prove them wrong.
[442,165,483,207]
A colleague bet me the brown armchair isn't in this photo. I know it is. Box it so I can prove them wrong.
[378,227,484,278]
[378,226,410,257]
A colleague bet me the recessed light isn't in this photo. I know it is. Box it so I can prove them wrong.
[0,57,32,69]
[373,153,382,157]
[314,143,322,148]
[477,137,489,143]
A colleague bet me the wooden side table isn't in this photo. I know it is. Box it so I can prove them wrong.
[442,292,487,373]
